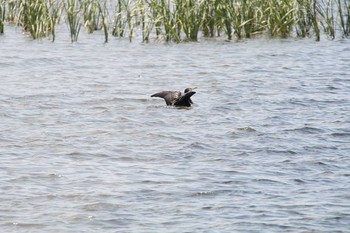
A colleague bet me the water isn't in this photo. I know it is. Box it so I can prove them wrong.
[1,27,350,232]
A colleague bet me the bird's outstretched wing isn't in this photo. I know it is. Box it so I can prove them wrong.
[175,91,196,107]
[151,91,181,105]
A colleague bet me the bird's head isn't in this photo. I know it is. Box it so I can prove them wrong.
[184,87,197,93]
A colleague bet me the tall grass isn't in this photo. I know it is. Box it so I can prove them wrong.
[7,0,17,23]
[65,0,81,42]
[82,0,100,33]
[0,0,5,33]
[295,0,313,38]
[48,0,62,42]
[317,0,336,39]
[175,0,203,41]
[20,0,51,39]
[98,0,109,42]
[265,0,295,38]
[112,0,125,37]
[112,0,139,42]
[1,0,350,42]
[337,0,350,37]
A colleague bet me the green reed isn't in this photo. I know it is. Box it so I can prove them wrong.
[317,0,335,39]
[241,0,256,38]
[0,0,4,33]
[1,0,350,42]
[112,0,125,37]
[147,0,180,42]
[48,0,62,41]
[125,0,135,42]
[264,0,295,38]
[215,1,234,40]
[337,0,350,37]
[295,0,312,38]
[312,0,321,41]
[138,0,153,42]
[97,0,108,42]
[19,0,52,39]
[82,0,100,33]
[65,0,81,42]
[7,0,17,23]
[112,0,138,42]
[175,0,203,41]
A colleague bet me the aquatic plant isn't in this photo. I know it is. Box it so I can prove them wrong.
[82,0,100,33]
[6,0,17,23]
[295,0,313,38]
[241,0,257,38]
[0,0,4,33]
[65,0,81,42]
[125,0,135,42]
[312,0,321,41]
[175,0,203,41]
[317,0,336,40]
[138,0,154,42]
[48,0,62,42]
[264,0,295,38]
[112,0,125,37]
[216,0,234,40]
[112,0,139,42]
[1,0,350,42]
[20,0,53,39]
[161,0,181,42]
[337,0,350,37]
[201,0,215,37]
[97,0,109,42]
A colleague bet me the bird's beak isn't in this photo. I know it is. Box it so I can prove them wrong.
[192,87,197,90]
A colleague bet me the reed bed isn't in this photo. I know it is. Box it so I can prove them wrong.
[0,0,5,33]
[0,0,349,42]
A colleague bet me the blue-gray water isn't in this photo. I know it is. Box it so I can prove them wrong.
[1,27,350,232]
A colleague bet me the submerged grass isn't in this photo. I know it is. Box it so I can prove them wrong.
[337,0,350,37]
[22,0,51,39]
[0,0,4,33]
[1,0,350,42]
[65,0,81,42]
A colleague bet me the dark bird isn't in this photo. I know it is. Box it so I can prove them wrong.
[151,87,196,107]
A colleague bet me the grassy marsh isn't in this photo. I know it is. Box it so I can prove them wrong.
[0,0,349,42]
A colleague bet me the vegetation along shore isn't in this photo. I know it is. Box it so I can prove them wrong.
[0,0,349,43]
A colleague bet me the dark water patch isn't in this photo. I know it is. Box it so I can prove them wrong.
[253,178,289,186]
[258,148,298,156]
[187,142,213,150]
[331,132,350,138]
[283,126,326,136]
[293,179,307,184]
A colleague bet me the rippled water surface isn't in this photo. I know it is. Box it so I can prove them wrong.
[1,28,350,232]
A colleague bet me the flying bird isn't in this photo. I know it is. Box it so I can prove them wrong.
[151,87,196,107]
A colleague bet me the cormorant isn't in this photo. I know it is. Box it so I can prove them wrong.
[151,87,196,107]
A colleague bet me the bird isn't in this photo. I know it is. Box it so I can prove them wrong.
[151,87,196,107]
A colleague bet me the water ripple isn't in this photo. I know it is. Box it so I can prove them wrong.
[0,35,349,232]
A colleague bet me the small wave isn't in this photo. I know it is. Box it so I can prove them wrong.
[331,132,350,138]
[293,179,306,184]
[259,149,298,155]
[288,126,325,134]
[255,178,288,185]
[188,142,213,150]
[134,98,148,103]
[191,190,231,197]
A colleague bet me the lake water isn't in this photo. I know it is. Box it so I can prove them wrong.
[1,27,350,232]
